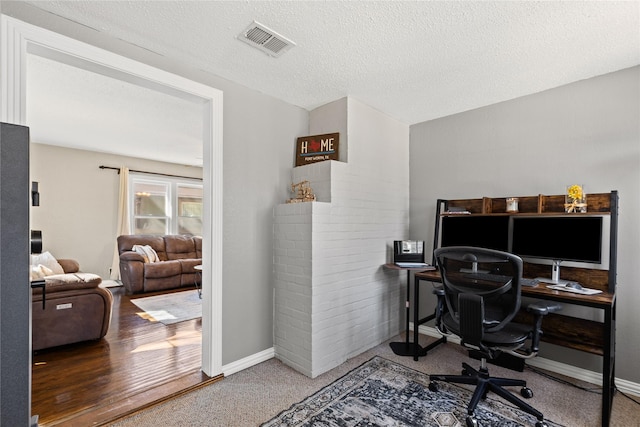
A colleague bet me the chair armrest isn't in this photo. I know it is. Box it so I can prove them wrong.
[118,251,145,293]
[525,301,563,353]
[526,301,562,316]
[120,251,145,262]
[432,286,448,335]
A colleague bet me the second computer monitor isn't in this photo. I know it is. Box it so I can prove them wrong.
[440,215,510,252]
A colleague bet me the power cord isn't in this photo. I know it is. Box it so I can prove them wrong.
[527,365,640,406]
[526,365,601,394]
[615,388,640,406]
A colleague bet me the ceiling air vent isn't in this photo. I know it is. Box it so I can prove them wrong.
[238,21,296,58]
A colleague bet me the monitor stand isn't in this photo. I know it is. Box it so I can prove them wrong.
[460,262,489,274]
[536,260,569,285]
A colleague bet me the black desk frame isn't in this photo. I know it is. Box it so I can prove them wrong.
[527,286,617,427]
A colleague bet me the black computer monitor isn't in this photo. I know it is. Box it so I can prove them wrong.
[440,215,510,252]
[510,215,609,282]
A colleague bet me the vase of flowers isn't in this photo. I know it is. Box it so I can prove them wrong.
[565,185,587,213]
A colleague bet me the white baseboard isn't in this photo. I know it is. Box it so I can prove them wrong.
[222,327,640,398]
[415,324,640,397]
[613,377,640,397]
[222,347,275,377]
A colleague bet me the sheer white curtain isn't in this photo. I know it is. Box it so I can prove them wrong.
[110,167,131,280]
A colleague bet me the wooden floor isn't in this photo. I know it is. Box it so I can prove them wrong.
[31,285,220,426]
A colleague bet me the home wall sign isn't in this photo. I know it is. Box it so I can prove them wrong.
[295,132,339,167]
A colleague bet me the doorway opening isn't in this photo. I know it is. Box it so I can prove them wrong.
[1,13,223,421]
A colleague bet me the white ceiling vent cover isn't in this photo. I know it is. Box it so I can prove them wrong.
[238,21,296,58]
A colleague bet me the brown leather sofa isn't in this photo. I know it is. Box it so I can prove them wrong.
[117,235,202,294]
[32,259,112,351]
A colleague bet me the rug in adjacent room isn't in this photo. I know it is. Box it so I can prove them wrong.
[130,290,201,325]
[262,356,560,427]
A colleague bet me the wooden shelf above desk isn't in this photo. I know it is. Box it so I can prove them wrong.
[444,192,613,215]
[437,191,618,294]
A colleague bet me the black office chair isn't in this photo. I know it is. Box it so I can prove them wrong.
[429,246,562,427]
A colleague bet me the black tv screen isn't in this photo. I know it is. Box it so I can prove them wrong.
[440,215,510,252]
[510,215,603,263]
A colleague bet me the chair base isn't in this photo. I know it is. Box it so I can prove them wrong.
[469,349,525,372]
[429,361,547,427]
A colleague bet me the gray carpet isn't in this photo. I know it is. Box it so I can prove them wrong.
[130,290,201,325]
[109,338,638,427]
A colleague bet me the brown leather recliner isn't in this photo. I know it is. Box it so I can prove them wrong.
[117,235,202,294]
[32,259,112,351]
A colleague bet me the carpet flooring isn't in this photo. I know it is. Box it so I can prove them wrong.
[130,289,202,325]
[109,337,638,427]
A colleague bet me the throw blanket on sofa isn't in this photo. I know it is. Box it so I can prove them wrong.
[132,244,160,263]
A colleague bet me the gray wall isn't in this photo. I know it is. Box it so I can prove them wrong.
[220,83,308,362]
[3,3,309,365]
[409,66,640,383]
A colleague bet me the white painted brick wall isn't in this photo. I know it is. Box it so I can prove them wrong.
[274,98,410,377]
[273,202,314,376]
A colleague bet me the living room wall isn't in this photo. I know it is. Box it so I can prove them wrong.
[409,66,640,384]
[29,143,203,277]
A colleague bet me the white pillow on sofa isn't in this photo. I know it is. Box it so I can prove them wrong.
[30,251,64,275]
[132,244,159,263]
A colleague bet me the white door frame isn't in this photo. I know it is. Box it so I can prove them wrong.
[0,15,223,377]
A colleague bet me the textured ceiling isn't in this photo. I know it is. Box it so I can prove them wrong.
[16,1,640,166]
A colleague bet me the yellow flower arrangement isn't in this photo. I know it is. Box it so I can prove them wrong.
[565,184,587,213]
[567,185,583,201]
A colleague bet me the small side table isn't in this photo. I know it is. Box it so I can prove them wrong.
[383,263,446,359]
[194,265,202,298]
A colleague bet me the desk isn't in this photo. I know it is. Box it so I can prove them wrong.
[415,270,616,427]
[383,264,446,358]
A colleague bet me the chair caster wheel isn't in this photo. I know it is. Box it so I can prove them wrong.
[428,382,439,392]
[521,387,534,398]
[535,422,548,427]
[466,416,478,427]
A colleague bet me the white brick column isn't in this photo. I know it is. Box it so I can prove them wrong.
[273,98,410,377]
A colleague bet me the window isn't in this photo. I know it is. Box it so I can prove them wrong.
[130,175,202,236]
[177,184,203,235]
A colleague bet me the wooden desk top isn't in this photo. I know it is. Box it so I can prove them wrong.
[415,270,615,309]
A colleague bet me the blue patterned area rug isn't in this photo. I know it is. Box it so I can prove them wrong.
[261,356,562,427]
